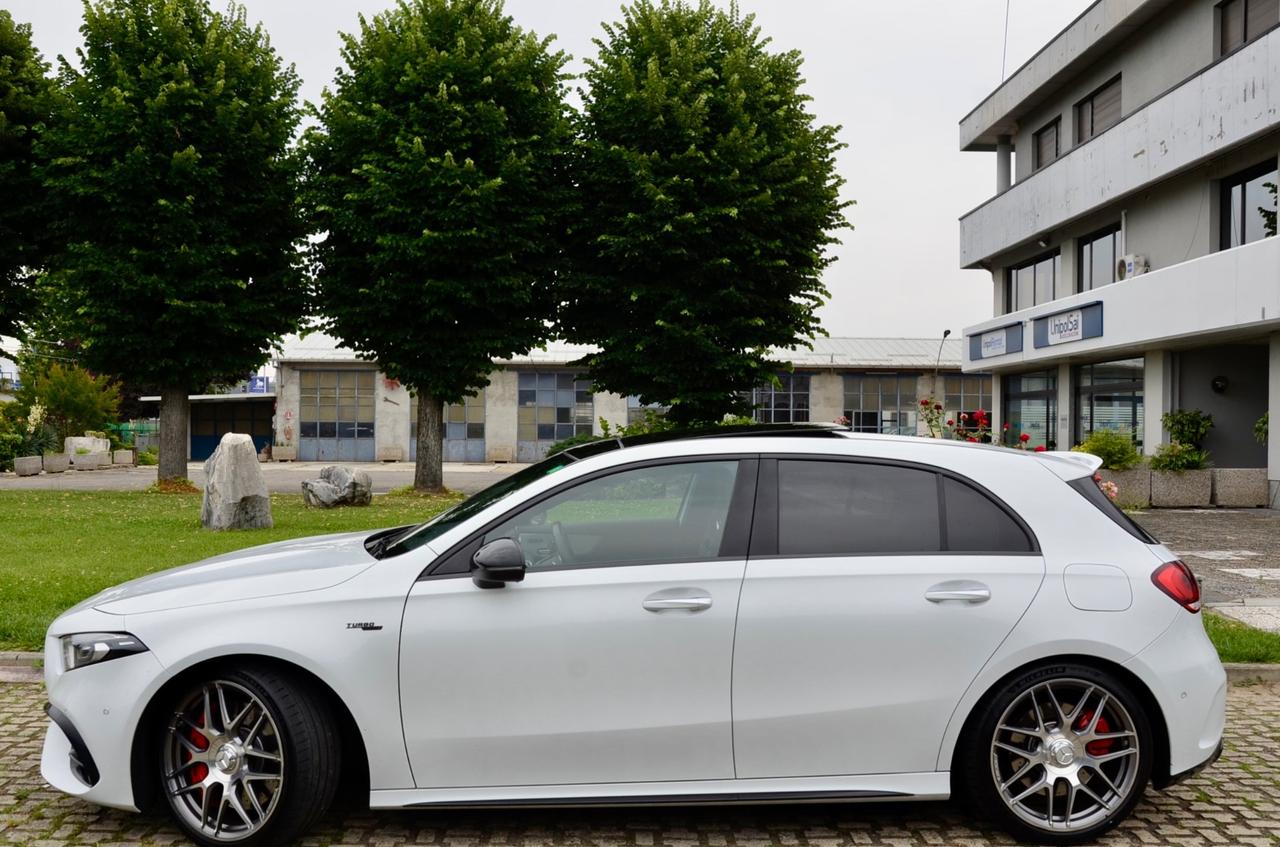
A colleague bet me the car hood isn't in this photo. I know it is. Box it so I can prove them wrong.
[89,531,378,616]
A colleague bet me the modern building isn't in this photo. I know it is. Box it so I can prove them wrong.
[269,333,990,464]
[958,0,1280,497]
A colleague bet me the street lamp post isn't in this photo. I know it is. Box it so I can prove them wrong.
[934,329,952,381]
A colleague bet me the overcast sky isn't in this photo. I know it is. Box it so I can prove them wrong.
[7,0,1092,340]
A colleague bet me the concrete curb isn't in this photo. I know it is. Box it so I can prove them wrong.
[0,651,40,668]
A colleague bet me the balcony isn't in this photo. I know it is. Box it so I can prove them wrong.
[959,26,1280,268]
[961,234,1280,371]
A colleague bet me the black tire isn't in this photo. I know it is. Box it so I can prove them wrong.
[158,665,341,847]
[957,662,1154,845]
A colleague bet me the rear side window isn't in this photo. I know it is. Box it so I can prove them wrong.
[778,460,941,555]
[942,476,1036,553]
[1069,476,1157,543]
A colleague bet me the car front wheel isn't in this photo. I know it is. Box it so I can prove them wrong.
[159,666,340,846]
[961,663,1153,844]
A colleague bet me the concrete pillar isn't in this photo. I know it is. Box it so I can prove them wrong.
[996,135,1012,193]
[374,375,410,461]
[809,371,844,424]
[593,391,629,435]
[988,373,1002,439]
[1056,363,1072,450]
[1268,336,1280,506]
[485,369,518,462]
[274,363,301,449]
[1144,351,1174,455]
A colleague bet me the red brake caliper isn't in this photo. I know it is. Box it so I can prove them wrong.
[185,712,210,785]
[1075,710,1114,757]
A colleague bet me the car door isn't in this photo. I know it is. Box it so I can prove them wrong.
[400,457,757,789]
[731,457,1045,778]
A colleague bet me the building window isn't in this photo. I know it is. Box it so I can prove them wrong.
[297,369,377,461]
[1075,76,1121,144]
[1004,250,1062,313]
[1074,359,1144,449]
[1004,370,1057,450]
[1033,119,1060,170]
[1078,224,1122,292]
[943,373,992,429]
[626,395,669,425]
[517,371,593,461]
[842,373,918,434]
[1220,0,1279,56]
[751,373,810,423]
[1221,161,1278,249]
[410,391,486,462]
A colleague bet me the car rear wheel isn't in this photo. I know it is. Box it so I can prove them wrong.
[960,663,1153,844]
[159,666,340,846]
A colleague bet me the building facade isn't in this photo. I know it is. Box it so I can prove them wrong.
[958,0,1280,497]
[271,334,989,464]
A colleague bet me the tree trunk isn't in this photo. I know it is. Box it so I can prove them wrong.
[158,386,190,482]
[414,391,445,492]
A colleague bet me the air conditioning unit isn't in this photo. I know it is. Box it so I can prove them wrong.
[1116,253,1149,280]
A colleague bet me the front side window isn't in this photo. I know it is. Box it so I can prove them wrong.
[1075,76,1121,144]
[751,373,811,423]
[1219,0,1278,56]
[1075,359,1144,448]
[487,460,740,570]
[1033,119,1060,170]
[1078,224,1122,292]
[1221,161,1278,249]
[842,373,918,435]
[1004,251,1062,313]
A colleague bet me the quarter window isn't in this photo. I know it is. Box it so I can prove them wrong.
[1033,119,1060,170]
[486,461,740,570]
[1078,224,1121,292]
[1221,161,1278,249]
[1075,76,1121,144]
[942,477,1034,552]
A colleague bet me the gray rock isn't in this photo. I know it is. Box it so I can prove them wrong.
[302,465,373,508]
[1212,468,1268,508]
[1151,469,1212,508]
[13,456,41,476]
[201,433,273,530]
[42,453,69,474]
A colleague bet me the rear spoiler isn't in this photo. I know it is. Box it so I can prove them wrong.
[1033,450,1103,481]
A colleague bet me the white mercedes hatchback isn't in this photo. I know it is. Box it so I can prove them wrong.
[42,426,1225,846]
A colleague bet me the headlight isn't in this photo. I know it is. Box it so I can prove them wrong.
[60,632,148,672]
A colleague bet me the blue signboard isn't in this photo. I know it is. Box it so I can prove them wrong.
[1032,302,1104,349]
[248,375,269,393]
[968,322,1024,361]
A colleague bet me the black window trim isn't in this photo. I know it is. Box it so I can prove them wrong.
[1004,247,1061,314]
[1032,117,1061,171]
[418,455,760,580]
[1218,158,1279,250]
[1076,221,1123,294]
[748,454,1041,560]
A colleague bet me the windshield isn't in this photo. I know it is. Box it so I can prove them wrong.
[383,453,581,556]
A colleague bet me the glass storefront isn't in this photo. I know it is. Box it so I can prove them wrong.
[1075,359,1144,448]
[1004,370,1057,450]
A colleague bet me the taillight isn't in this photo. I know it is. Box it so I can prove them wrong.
[1151,560,1201,612]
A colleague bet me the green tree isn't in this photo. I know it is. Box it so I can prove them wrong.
[39,0,305,480]
[0,12,56,336]
[561,0,849,424]
[17,361,120,445]
[307,0,571,490]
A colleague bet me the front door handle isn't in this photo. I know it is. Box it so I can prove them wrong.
[643,588,713,612]
[925,580,991,604]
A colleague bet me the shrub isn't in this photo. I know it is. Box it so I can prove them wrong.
[1162,409,1213,449]
[1071,429,1142,470]
[1256,412,1268,444]
[137,446,159,466]
[0,432,21,471]
[17,364,121,444]
[1149,441,1210,471]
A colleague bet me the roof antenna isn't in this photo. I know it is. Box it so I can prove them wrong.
[1001,0,1012,81]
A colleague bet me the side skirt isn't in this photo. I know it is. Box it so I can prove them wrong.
[370,773,951,810]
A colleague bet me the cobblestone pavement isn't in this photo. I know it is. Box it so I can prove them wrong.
[1134,509,1280,604]
[2,681,1278,847]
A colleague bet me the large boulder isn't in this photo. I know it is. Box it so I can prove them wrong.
[302,465,373,508]
[201,433,273,530]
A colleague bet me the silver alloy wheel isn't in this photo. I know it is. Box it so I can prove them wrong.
[163,680,285,842]
[990,677,1141,833]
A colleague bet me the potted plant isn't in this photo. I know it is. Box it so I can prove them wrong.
[14,403,55,477]
[1072,429,1148,507]
[1150,409,1212,507]
[273,441,297,462]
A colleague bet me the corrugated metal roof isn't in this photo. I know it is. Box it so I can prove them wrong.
[276,333,965,370]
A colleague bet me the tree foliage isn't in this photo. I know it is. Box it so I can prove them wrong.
[306,0,572,489]
[17,361,121,445]
[0,12,55,336]
[561,0,849,424]
[40,0,306,478]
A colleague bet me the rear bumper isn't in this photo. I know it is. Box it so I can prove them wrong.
[1163,738,1223,787]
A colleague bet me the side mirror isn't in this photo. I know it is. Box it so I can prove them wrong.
[471,538,526,589]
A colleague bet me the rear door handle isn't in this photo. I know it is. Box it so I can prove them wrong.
[643,588,713,612]
[925,580,991,604]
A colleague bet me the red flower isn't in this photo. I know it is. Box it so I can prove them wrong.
[933,403,942,411]
[1019,432,1031,442]
[960,413,968,421]
[919,398,929,406]
[976,408,986,417]
[946,419,955,426]
[966,437,978,442]
[1002,422,1010,430]
[1034,445,1047,452]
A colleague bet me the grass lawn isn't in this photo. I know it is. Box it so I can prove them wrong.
[1203,610,1280,664]
[0,489,460,652]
